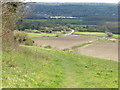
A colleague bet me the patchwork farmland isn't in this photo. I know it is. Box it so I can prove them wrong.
[3,2,119,88]
[73,42,119,61]
[33,35,119,61]
[33,36,98,50]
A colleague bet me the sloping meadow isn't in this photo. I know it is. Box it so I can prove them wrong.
[2,45,118,88]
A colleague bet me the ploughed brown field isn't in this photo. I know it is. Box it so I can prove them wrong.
[73,42,119,61]
[33,36,98,50]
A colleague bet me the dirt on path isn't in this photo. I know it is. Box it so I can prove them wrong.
[41,49,80,88]
[58,54,80,88]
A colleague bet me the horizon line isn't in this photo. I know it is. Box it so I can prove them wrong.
[24,0,119,3]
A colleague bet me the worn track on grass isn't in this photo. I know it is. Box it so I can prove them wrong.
[56,53,80,88]
[38,48,118,88]
[41,49,80,88]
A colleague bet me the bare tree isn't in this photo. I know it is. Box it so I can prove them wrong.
[2,1,23,49]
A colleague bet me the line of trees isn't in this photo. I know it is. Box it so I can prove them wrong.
[16,19,119,34]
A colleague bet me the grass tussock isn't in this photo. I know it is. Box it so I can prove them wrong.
[44,45,52,49]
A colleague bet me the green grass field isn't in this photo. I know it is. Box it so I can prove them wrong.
[112,34,120,38]
[72,24,96,27]
[74,32,107,36]
[25,19,82,24]
[28,32,120,39]
[2,45,118,88]
[28,33,57,39]
[74,32,120,38]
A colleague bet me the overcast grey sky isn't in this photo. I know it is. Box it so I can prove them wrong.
[25,0,119,3]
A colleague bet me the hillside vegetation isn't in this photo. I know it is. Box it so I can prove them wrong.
[74,32,120,38]
[3,45,118,88]
[2,2,119,88]
[17,3,118,34]
[25,3,118,19]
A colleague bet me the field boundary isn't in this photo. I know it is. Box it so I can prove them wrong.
[63,38,100,52]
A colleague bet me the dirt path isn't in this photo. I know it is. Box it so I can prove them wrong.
[65,29,74,35]
[59,55,79,88]
[42,49,80,87]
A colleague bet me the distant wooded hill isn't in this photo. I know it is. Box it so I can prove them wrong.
[24,3,118,20]
[16,3,118,34]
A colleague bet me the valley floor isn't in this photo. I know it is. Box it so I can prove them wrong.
[32,35,119,61]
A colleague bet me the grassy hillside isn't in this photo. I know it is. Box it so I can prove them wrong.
[28,33,57,39]
[28,32,120,39]
[74,32,120,38]
[74,32,107,37]
[2,46,118,88]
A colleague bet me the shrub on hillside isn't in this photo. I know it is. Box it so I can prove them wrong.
[44,45,52,48]
[63,48,69,51]
[106,32,113,37]
[56,34,63,37]
[56,34,60,37]
[14,31,34,46]
[24,39,34,46]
